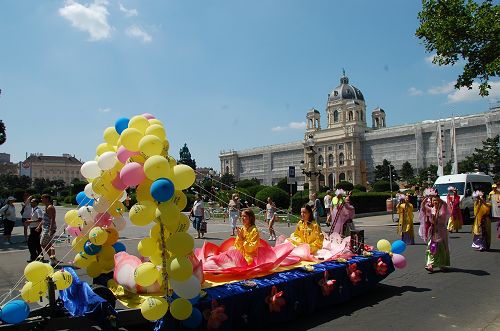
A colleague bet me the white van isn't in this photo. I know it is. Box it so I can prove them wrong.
[433,173,493,221]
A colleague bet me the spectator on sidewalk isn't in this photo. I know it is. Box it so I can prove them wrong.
[26,198,43,262]
[0,196,17,244]
[21,192,33,243]
[228,193,241,236]
[38,194,59,266]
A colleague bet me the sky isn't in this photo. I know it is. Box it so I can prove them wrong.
[0,0,498,170]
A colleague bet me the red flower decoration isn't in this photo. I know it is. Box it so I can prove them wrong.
[364,244,373,251]
[203,300,228,330]
[265,286,286,313]
[318,270,336,296]
[374,257,388,276]
[348,263,362,285]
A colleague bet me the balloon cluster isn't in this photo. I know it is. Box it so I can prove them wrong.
[63,114,200,324]
[376,239,407,269]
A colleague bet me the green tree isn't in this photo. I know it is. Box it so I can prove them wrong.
[416,0,500,96]
[255,186,289,209]
[335,181,354,192]
[220,173,236,189]
[458,135,499,178]
[177,143,197,169]
[374,159,399,181]
[236,178,260,189]
[400,161,415,181]
[0,120,5,145]
[417,164,439,185]
[276,177,297,195]
[444,160,453,175]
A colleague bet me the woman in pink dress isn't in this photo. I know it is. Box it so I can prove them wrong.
[446,186,463,233]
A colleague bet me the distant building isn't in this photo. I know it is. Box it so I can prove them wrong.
[0,153,18,176]
[19,153,84,184]
[220,73,500,191]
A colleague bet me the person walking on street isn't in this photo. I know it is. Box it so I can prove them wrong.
[324,190,332,226]
[0,196,17,244]
[471,191,491,252]
[26,198,43,262]
[446,187,463,233]
[191,194,205,239]
[266,197,277,241]
[228,193,241,236]
[38,194,59,266]
[21,192,33,243]
[396,193,415,245]
[312,193,322,223]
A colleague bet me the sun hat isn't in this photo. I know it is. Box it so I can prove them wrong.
[6,196,16,202]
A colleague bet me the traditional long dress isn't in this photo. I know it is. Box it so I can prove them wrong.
[289,220,324,255]
[471,200,491,251]
[422,200,450,269]
[447,194,463,232]
[330,200,355,238]
[234,225,260,264]
[397,202,415,244]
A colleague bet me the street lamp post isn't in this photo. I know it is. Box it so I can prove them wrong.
[300,135,322,194]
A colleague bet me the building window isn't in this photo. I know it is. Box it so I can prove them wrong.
[328,154,334,167]
[333,110,339,122]
[339,172,346,181]
[328,146,332,151]
[338,144,344,150]
[348,111,353,121]
[339,153,344,166]
[318,155,324,166]
[356,111,359,121]
[318,147,322,153]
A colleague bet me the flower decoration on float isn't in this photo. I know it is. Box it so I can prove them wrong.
[375,239,407,269]
[318,270,336,296]
[265,286,286,313]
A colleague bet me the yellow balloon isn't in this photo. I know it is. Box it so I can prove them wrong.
[103,126,120,145]
[138,237,159,257]
[176,213,190,233]
[172,191,188,211]
[140,297,169,321]
[129,154,147,164]
[134,262,159,287]
[89,227,108,245]
[64,210,83,227]
[167,155,176,168]
[98,244,116,260]
[129,115,150,134]
[99,255,116,273]
[24,261,50,283]
[145,124,166,141]
[377,239,392,253]
[149,223,171,241]
[87,261,103,278]
[163,140,170,155]
[170,298,192,321]
[157,201,180,233]
[165,232,194,257]
[109,201,126,217]
[167,256,193,281]
[129,201,157,226]
[137,179,154,202]
[103,228,119,245]
[139,135,163,157]
[143,155,171,181]
[72,236,87,253]
[45,264,54,277]
[120,128,143,152]
[171,165,195,190]
[148,118,164,126]
[21,281,48,303]
[149,252,167,266]
[52,270,73,290]
[96,142,116,156]
[74,252,97,268]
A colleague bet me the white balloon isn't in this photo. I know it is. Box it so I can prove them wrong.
[78,206,96,223]
[170,275,201,299]
[84,183,99,199]
[97,151,117,170]
[112,216,127,231]
[119,190,127,202]
[93,197,110,213]
[80,161,102,179]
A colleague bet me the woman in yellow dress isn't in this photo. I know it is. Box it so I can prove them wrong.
[397,193,415,245]
[288,204,324,255]
[471,191,491,252]
[234,208,260,264]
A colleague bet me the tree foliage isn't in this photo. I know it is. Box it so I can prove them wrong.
[374,159,399,182]
[335,181,354,192]
[458,135,499,179]
[0,120,5,145]
[400,161,415,182]
[416,0,500,96]
[177,143,197,169]
[236,178,261,189]
[220,173,236,189]
[255,186,289,209]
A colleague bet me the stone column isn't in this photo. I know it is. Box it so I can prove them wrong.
[307,149,318,193]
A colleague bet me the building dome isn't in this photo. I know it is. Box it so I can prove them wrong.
[328,74,364,102]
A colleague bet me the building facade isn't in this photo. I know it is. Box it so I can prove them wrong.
[219,74,500,190]
[19,154,84,184]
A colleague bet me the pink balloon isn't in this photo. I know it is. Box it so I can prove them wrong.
[142,113,155,119]
[117,146,140,164]
[392,253,407,269]
[111,174,128,191]
[120,162,146,187]
[67,226,82,237]
[94,212,113,227]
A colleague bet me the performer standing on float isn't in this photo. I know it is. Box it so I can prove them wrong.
[471,191,491,252]
[421,190,450,273]
[329,189,355,238]
[234,208,260,264]
[288,204,324,254]
[446,186,463,233]
[396,193,415,245]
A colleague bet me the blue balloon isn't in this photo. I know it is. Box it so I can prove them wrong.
[150,178,175,202]
[112,242,126,253]
[0,300,30,324]
[84,241,102,255]
[182,307,202,329]
[172,292,199,305]
[391,240,407,254]
[76,191,94,206]
[115,117,130,135]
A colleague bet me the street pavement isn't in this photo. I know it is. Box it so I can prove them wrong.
[0,204,499,330]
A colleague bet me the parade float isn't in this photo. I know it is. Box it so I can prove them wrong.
[0,114,406,330]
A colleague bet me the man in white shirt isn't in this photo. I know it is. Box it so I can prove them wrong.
[0,196,17,244]
[26,198,43,262]
[324,190,332,226]
[191,194,205,239]
[21,192,33,243]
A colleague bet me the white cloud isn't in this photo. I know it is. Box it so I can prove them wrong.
[125,25,152,43]
[428,81,456,95]
[272,121,306,132]
[119,3,138,17]
[59,0,112,41]
[98,107,111,113]
[448,81,500,103]
[408,87,423,96]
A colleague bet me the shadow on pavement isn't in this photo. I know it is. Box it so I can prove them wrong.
[444,267,490,276]
[270,284,431,331]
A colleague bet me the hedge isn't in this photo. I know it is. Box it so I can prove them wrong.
[254,187,290,209]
